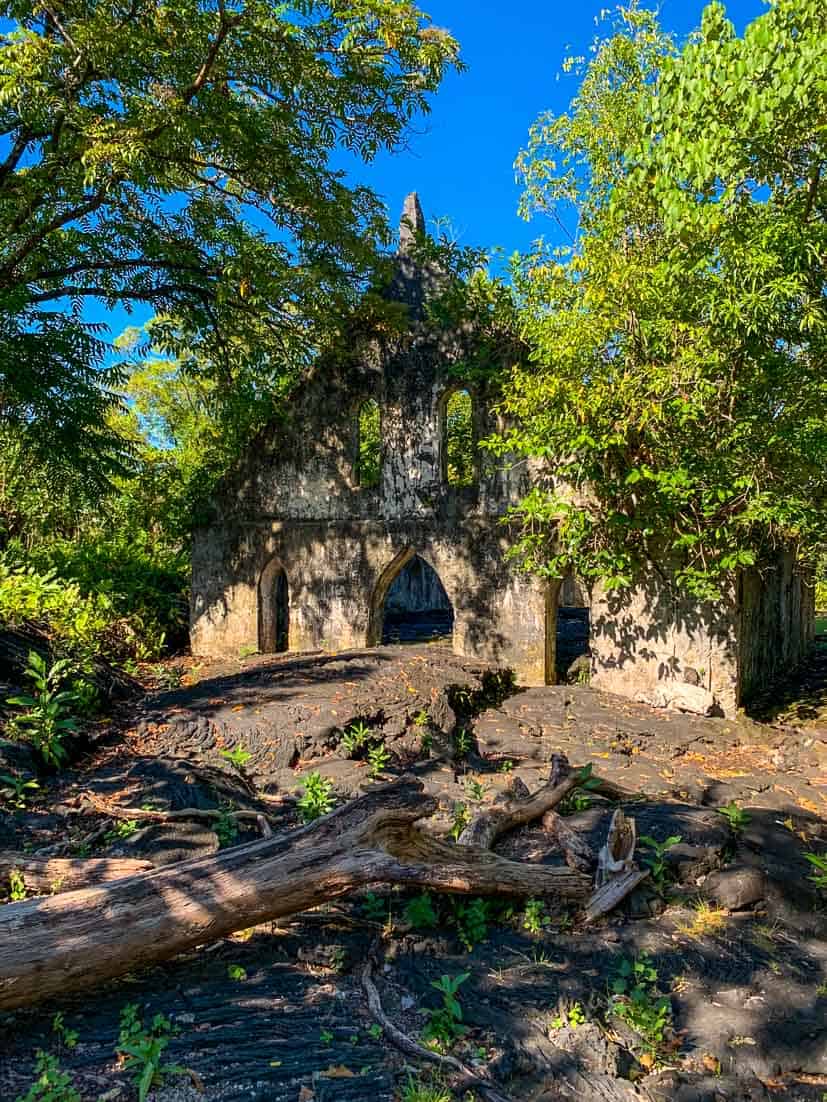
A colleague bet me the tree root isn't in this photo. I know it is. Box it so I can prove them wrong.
[361,950,515,1102]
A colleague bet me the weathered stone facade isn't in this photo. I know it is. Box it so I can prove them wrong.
[191,194,814,717]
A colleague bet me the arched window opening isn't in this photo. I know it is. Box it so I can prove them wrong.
[444,389,475,486]
[357,399,381,488]
[259,559,289,654]
[370,551,454,646]
[546,574,590,684]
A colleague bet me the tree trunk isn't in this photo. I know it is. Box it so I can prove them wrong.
[0,777,590,1011]
[457,771,579,848]
[0,852,153,894]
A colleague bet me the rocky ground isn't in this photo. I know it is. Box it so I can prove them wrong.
[1,642,826,1102]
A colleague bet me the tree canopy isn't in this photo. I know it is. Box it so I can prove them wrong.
[493,0,827,598]
[0,0,461,478]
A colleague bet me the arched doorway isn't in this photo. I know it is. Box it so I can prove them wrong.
[259,557,289,654]
[546,574,591,683]
[368,549,454,646]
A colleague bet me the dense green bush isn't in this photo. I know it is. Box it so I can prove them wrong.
[22,536,188,655]
[0,538,186,665]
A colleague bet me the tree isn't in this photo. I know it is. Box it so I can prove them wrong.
[0,0,461,478]
[493,1,827,598]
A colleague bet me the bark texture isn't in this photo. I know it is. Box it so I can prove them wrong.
[0,777,590,1011]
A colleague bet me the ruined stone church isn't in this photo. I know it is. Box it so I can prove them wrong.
[191,194,814,718]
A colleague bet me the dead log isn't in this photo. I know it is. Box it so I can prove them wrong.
[596,807,637,887]
[584,808,647,923]
[542,809,595,874]
[0,852,153,894]
[457,768,580,848]
[0,777,590,1011]
[584,868,649,924]
[82,794,273,838]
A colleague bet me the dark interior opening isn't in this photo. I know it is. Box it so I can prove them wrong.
[260,564,289,653]
[382,554,454,644]
[555,605,590,681]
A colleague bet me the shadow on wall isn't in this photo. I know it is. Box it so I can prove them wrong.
[591,568,738,687]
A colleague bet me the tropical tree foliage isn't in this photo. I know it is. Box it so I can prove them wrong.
[493,1,827,598]
[0,0,461,479]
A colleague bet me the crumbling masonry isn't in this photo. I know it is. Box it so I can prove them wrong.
[191,194,814,718]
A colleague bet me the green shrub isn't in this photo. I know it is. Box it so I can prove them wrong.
[0,536,186,665]
[6,652,81,767]
[297,772,335,822]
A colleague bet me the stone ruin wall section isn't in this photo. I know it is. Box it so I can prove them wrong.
[190,330,548,684]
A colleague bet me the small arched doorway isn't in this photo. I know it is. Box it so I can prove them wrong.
[259,557,289,654]
[546,574,591,683]
[368,549,454,646]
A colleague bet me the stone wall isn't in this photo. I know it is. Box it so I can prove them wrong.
[191,517,548,683]
[738,553,815,708]
[191,193,814,719]
[588,565,740,716]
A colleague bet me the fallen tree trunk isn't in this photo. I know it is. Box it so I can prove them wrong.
[542,810,595,874]
[0,852,154,894]
[0,777,590,1011]
[457,770,580,848]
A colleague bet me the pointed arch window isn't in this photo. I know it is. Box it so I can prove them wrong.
[356,399,381,488]
[443,388,475,486]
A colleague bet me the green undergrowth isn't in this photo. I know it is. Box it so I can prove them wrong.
[1,537,187,668]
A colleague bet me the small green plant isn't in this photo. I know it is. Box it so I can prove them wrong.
[341,720,372,757]
[559,763,602,815]
[449,801,469,841]
[450,897,488,952]
[152,664,182,690]
[319,1029,334,1045]
[220,745,251,771]
[116,1004,187,1102]
[422,973,470,1049]
[6,652,80,767]
[453,728,472,758]
[804,851,827,891]
[405,891,439,929]
[8,868,26,901]
[51,1014,78,1052]
[238,644,259,659]
[610,955,672,1058]
[497,759,514,774]
[367,741,390,779]
[104,819,139,844]
[13,1050,80,1102]
[413,710,429,727]
[400,1075,452,1102]
[367,1023,382,1040]
[639,833,682,896]
[550,1002,586,1030]
[360,891,388,923]
[465,777,486,801]
[69,679,100,717]
[523,898,550,935]
[297,772,335,822]
[227,964,247,981]
[0,771,40,809]
[718,803,751,835]
[214,808,239,848]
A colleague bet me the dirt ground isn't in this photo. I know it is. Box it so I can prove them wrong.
[1,642,826,1102]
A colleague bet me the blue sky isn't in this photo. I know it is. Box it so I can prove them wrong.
[344,0,768,258]
[88,0,769,343]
